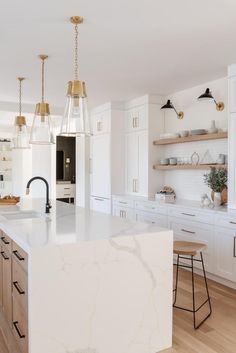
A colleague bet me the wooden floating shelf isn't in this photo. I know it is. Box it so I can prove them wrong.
[153,132,228,145]
[153,164,227,171]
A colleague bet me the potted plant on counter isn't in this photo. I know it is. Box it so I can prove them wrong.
[203,167,228,206]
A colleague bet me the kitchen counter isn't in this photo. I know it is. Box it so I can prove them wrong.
[0,199,173,353]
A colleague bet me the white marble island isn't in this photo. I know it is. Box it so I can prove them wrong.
[0,200,173,353]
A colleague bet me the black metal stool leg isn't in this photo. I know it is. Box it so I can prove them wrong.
[191,255,197,328]
[173,254,180,305]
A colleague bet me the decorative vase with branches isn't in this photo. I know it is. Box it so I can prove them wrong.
[203,167,228,206]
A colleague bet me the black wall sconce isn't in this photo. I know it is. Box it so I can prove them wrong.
[198,88,224,111]
[160,100,184,120]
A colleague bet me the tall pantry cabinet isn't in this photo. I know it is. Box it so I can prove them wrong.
[90,103,125,214]
[124,95,165,197]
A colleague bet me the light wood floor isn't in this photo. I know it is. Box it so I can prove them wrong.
[162,268,236,353]
[0,269,236,353]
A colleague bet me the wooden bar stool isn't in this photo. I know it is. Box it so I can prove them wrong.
[173,241,212,329]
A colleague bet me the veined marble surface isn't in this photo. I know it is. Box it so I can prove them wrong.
[0,199,173,353]
[0,199,168,253]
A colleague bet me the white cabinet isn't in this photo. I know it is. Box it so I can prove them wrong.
[90,196,111,214]
[56,184,75,199]
[125,105,147,132]
[125,130,148,196]
[135,210,168,228]
[214,227,236,282]
[90,134,111,199]
[229,75,236,113]
[92,110,111,135]
[112,205,134,220]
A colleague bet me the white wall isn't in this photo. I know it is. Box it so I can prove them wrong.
[160,77,228,201]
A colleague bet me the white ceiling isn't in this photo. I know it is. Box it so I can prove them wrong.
[1,0,236,111]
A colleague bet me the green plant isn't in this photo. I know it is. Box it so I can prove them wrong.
[203,167,227,193]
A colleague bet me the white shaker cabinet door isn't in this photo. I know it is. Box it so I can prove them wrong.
[125,132,139,194]
[112,205,134,220]
[229,76,236,113]
[137,130,148,196]
[214,227,236,282]
[125,105,147,132]
[90,134,111,198]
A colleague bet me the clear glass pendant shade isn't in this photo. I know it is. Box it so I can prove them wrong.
[60,83,91,136]
[12,117,30,149]
[30,104,55,145]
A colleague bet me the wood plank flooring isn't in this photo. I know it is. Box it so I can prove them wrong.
[162,268,236,353]
[0,268,236,353]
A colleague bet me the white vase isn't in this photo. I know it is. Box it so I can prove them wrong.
[213,192,221,207]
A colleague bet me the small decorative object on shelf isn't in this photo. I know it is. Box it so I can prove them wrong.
[208,120,218,134]
[201,194,214,208]
[200,149,215,165]
[191,152,200,165]
[0,195,20,205]
[155,186,176,203]
[203,167,228,206]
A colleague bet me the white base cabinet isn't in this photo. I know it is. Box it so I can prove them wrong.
[90,197,111,215]
[112,195,236,288]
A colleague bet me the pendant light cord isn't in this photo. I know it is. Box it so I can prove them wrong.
[19,79,22,116]
[42,58,45,103]
[74,24,79,80]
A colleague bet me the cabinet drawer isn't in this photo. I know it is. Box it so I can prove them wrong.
[135,201,167,215]
[135,210,168,228]
[12,299,28,353]
[215,213,236,230]
[90,197,111,214]
[169,217,214,272]
[12,259,27,313]
[0,232,12,252]
[56,184,75,199]
[12,242,28,273]
[113,197,134,209]
[168,206,214,224]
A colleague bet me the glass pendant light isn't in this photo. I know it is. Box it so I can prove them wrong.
[12,77,30,149]
[30,55,55,144]
[60,16,91,136]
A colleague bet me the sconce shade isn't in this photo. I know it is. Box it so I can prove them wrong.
[198,88,214,101]
[161,100,174,110]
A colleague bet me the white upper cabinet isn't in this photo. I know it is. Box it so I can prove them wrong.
[92,110,111,135]
[229,75,236,113]
[125,105,147,132]
[90,134,111,199]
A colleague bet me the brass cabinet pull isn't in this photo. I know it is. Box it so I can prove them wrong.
[118,201,127,205]
[1,251,9,260]
[135,117,139,128]
[135,179,139,193]
[181,228,196,235]
[132,179,135,193]
[97,121,102,131]
[13,321,25,339]
[13,250,25,261]
[94,198,104,201]
[13,281,25,295]
[1,236,9,245]
[132,117,135,128]
[234,237,236,258]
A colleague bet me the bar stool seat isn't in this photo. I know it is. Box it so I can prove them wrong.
[173,240,212,329]
[174,241,206,256]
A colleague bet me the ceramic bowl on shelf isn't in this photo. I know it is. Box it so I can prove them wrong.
[190,129,207,135]
[159,158,169,165]
[159,133,180,139]
[179,130,189,137]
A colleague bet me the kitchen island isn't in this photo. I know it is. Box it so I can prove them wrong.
[0,199,173,353]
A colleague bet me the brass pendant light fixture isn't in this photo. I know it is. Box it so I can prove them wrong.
[12,77,30,149]
[60,16,91,136]
[30,54,55,144]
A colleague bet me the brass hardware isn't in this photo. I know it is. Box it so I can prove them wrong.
[35,103,50,116]
[15,116,26,127]
[135,117,139,128]
[26,187,30,195]
[177,111,184,120]
[39,54,48,61]
[70,16,83,25]
[67,80,87,97]
[132,117,135,128]
[216,102,225,111]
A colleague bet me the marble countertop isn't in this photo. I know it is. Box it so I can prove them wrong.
[0,199,166,253]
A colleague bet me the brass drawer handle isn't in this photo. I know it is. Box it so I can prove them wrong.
[181,228,196,235]
[1,236,10,245]
[1,251,9,260]
[13,250,25,261]
[182,213,196,217]
[13,281,25,295]
[234,237,236,258]
[13,321,25,339]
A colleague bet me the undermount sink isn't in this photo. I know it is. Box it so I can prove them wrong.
[3,211,43,220]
